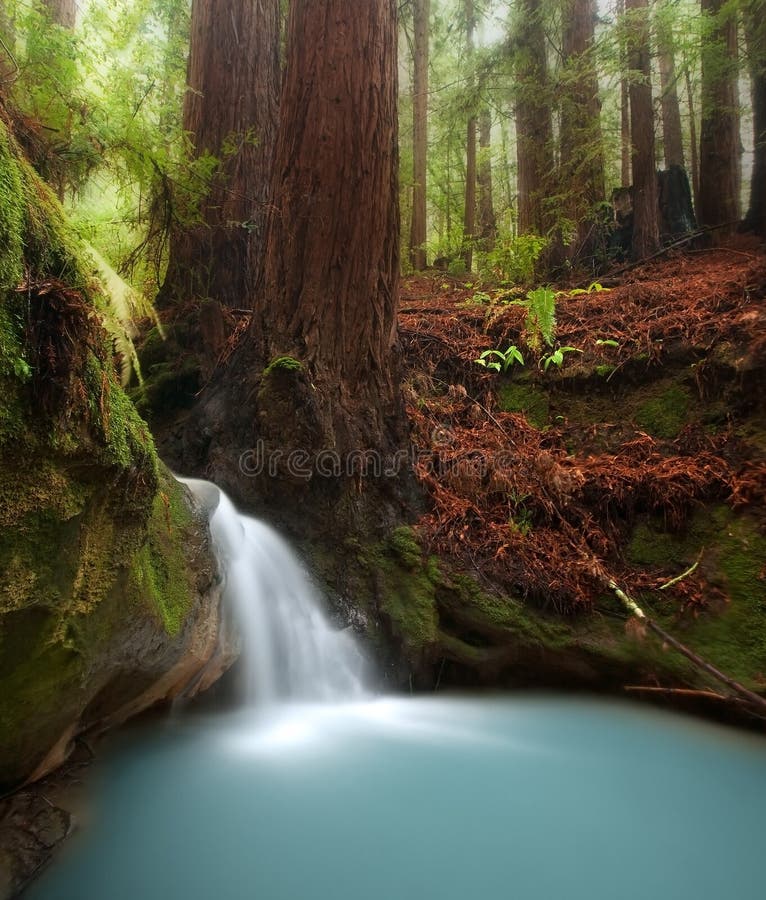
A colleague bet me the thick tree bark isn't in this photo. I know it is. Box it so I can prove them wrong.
[463,0,477,271]
[477,106,497,248]
[160,0,280,310]
[559,0,605,263]
[698,0,739,237]
[409,0,429,270]
[744,0,766,234]
[515,0,556,238]
[626,0,659,258]
[655,3,685,168]
[41,0,76,28]
[245,0,403,469]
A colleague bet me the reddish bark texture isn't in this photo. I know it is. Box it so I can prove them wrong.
[161,0,280,309]
[251,0,402,454]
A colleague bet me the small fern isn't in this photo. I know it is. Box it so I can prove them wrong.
[524,286,556,352]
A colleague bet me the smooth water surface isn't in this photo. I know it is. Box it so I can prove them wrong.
[29,695,766,900]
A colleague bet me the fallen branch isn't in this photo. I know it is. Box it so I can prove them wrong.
[608,579,766,715]
[624,686,737,703]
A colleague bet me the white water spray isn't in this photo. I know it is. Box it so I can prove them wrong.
[180,478,368,704]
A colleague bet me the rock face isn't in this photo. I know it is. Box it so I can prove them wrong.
[0,104,232,791]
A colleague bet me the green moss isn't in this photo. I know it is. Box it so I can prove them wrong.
[595,364,616,379]
[128,475,197,636]
[264,355,303,376]
[628,507,766,688]
[497,379,549,428]
[0,125,25,291]
[359,529,440,654]
[634,384,692,439]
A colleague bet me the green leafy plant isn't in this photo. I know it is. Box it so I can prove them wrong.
[596,338,620,348]
[524,286,557,352]
[540,346,582,372]
[477,230,548,285]
[475,345,525,373]
[568,282,611,297]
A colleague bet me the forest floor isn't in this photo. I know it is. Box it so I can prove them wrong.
[399,237,766,624]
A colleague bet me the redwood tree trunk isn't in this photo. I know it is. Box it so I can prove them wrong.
[698,0,739,237]
[463,0,477,271]
[655,4,685,168]
[515,0,555,238]
[744,0,766,234]
[477,106,497,249]
[409,0,429,270]
[41,0,76,28]
[247,0,403,467]
[626,0,659,259]
[559,0,605,263]
[160,0,280,309]
[618,0,631,187]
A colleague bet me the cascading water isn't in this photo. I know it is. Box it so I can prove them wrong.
[180,477,368,704]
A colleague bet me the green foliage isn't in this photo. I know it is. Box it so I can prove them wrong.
[596,338,620,348]
[475,345,525,373]
[568,282,611,297]
[477,231,548,285]
[539,346,583,372]
[523,286,557,352]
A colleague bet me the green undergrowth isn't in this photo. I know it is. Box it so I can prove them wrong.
[628,506,766,688]
[353,524,701,687]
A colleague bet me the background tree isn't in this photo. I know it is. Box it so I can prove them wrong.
[655,0,685,168]
[41,0,76,28]
[558,0,606,263]
[625,0,659,258]
[462,0,477,270]
[514,0,556,239]
[743,0,766,234]
[159,0,281,311]
[698,0,740,236]
[409,0,430,270]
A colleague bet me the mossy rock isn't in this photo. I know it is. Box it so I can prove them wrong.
[0,110,223,790]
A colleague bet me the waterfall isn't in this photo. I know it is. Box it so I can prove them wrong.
[180,478,369,704]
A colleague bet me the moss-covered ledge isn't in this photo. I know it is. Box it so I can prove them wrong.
[0,105,231,791]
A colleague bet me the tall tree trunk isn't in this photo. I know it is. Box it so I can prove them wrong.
[409,0,429,270]
[626,0,659,258]
[743,0,766,233]
[559,0,605,264]
[515,0,556,239]
[618,0,632,187]
[685,64,700,210]
[463,0,477,271]
[41,0,76,28]
[242,0,403,482]
[698,0,739,238]
[477,105,497,248]
[160,0,280,311]
[655,2,685,168]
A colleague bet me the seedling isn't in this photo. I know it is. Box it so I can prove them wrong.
[475,345,525,373]
[539,346,582,371]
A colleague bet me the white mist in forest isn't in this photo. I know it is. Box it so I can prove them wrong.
[180,478,368,705]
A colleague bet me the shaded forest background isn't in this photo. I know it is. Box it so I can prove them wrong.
[0,0,763,314]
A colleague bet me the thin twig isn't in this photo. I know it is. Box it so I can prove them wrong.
[659,550,702,591]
